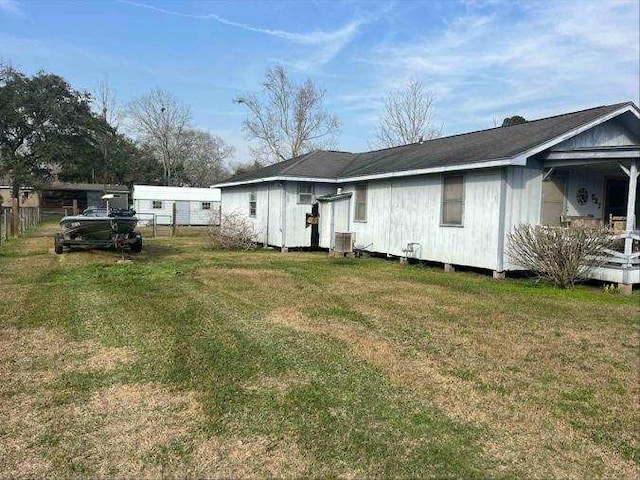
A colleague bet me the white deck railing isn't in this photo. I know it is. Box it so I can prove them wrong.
[598,230,640,268]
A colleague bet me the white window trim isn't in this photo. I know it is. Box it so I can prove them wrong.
[354,183,368,223]
[152,200,163,209]
[249,190,257,217]
[202,202,211,210]
[440,174,465,227]
[297,183,314,205]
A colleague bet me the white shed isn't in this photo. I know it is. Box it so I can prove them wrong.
[132,185,221,225]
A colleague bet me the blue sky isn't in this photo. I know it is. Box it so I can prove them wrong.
[1,0,639,163]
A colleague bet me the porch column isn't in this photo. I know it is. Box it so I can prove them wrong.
[621,159,638,294]
[624,159,637,236]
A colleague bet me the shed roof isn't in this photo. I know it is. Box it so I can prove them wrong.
[133,185,221,202]
[216,101,638,187]
[45,182,129,192]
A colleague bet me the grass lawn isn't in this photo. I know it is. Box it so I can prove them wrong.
[1,220,638,478]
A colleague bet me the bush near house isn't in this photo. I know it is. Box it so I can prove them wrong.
[507,224,613,288]
[208,212,259,250]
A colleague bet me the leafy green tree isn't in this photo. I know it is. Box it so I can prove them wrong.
[0,65,100,200]
[502,115,527,127]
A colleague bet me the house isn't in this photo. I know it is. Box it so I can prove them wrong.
[214,102,640,292]
[41,183,129,211]
[132,185,221,225]
[0,186,40,208]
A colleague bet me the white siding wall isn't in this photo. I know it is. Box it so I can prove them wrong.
[221,185,270,244]
[135,199,174,225]
[267,185,283,247]
[502,165,544,270]
[133,187,221,225]
[282,182,334,247]
[565,171,605,218]
[341,170,503,270]
[221,182,334,247]
[134,199,220,225]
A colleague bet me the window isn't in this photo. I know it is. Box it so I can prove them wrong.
[152,200,163,209]
[441,175,464,225]
[202,202,211,210]
[354,184,367,222]
[249,190,257,217]
[298,183,314,204]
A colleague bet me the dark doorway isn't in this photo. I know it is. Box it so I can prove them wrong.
[311,203,319,249]
[605,178,638,219]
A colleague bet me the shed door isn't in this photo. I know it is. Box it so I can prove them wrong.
[541,177,566,225]
[318,202,332,249]
[175,201,190,225]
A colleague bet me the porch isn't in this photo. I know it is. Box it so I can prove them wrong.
[542,154,639,291]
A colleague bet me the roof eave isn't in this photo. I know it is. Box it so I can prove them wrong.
[213,175,340,188]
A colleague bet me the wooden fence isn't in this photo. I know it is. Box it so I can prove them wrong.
[0,207,42,244]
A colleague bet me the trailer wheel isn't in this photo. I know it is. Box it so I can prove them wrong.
[130,233,142,253]
[54,233,64,254]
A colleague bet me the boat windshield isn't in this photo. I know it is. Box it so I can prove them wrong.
[81,207,136,217]
[82,207,109,217]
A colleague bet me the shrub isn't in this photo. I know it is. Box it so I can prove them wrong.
[506,224,613,289]
[208,212,259,250]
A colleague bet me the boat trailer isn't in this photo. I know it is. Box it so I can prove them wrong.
[54,231,142,254]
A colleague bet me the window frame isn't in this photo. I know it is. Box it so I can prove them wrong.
[440,175,465,227]
[354,183,368,223]
[249,190,257,217]
[152,200,163,209]
[297,183,314,205]
[201,202,211,210]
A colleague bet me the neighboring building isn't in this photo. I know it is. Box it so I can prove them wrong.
[0,186,40,208]
[132,185,221,225]
[41,183,129,210]
[214,101,640,290]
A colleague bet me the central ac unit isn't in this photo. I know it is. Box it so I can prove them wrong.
[334,232,354,253]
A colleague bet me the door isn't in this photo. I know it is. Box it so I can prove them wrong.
[605,178,640,228]
[318,201,332,248]
[175,201,190,225]
[310,203,320,249]
[541,177,566,225]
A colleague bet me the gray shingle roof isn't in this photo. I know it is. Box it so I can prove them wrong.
[225,150,355,183]
[221,102,635,185]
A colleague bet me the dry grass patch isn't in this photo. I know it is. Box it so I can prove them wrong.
[192,435,308,478]
[242,370,309,396]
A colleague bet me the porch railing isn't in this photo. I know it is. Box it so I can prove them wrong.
[598,230,640,268]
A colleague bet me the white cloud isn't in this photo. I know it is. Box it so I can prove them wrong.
[120,0,364,72]
[356,0,640,134]
[0,0,20,15]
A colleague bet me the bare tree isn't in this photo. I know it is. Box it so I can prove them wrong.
[127,88,192,185]
[507,224,613,289]
[181,129,233,187]
[374,81,442,148]
[235,66,340,163]
[94,76,121,130]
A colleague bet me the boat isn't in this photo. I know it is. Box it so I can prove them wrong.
[55,206,142,254]
[59,206,137,239]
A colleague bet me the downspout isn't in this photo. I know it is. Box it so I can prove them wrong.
[496,167,508,272]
